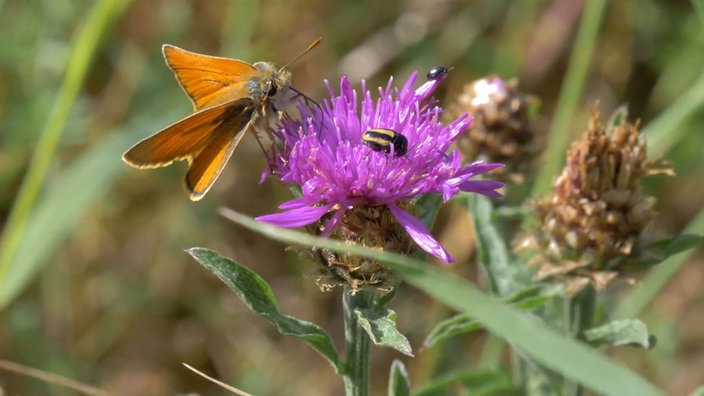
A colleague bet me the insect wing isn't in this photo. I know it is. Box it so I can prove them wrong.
[185,101,255,200]
[122,100,250,168]
[162,44,261,110]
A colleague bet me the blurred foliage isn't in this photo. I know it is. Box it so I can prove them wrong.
[0,0,702,395]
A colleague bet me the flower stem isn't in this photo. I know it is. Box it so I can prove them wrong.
[569,285,596,340]
[342,287,376,396]
[564,285,597,396]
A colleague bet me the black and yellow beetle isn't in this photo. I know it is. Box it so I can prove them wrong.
[362,128,408,157]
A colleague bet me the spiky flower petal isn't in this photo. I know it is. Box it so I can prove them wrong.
[258,73,504,290]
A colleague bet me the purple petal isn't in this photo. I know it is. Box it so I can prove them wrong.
[401,71,418,96]
[279,197,312,210]
[321,208,346,237]
[449,114,472,139]
[259,168,270,184]
[414,77,440,100]
[388,203,454,263]
[458,162,505,176]
[257,204,333,228]
[458,180,505,197]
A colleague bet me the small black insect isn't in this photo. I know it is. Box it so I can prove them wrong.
[362,128,408,157]
[427,66,450,81]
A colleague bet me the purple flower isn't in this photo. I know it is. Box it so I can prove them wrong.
[258,72,504,263]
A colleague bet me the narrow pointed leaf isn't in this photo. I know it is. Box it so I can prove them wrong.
[187,247,341,372]
[423,314,480,348]
[634,234,704,268]
[615,212,704,319]
[504,284,563,309]
[606,105,629,130]
[388,359,410,396]
[469,194,527,296]
[424,286,562,348]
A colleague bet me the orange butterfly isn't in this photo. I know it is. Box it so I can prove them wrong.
[122,38,320,201]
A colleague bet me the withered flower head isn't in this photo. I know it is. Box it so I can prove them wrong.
[516,108,674,295]
[448,76,543,184]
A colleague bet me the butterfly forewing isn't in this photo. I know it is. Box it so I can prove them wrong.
[162,45,261,110]
[185,101,255,200]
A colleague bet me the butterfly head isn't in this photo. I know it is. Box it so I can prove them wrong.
[250,62,292,107]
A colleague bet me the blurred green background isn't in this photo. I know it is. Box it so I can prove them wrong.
[0,0,703,394]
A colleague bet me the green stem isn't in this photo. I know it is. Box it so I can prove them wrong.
[564,285,597,396]
[643,71,704,159]
[342,288,375,396]
[569,286,596,340]
[531,0,607,198]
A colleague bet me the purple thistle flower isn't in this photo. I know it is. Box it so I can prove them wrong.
[257,72,504,263]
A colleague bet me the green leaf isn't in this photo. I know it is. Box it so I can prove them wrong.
[423,286,562,348]
[219,208,666,396]
[187,247,341,373]
[606,104,629,130]
[635,234,704,268]
[388,360,410,396]
[504,284,563,310]
[414,193,444,230]
[468,194,527,296]
[413,369,516,396]
[423,314,481,348]
[615,211,704,319]
[356,307,413,356]
[376,283,400,308]
[584,319,656,349]
[688,386,704,396]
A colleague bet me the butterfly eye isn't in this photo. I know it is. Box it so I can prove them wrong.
[267,85,277,97]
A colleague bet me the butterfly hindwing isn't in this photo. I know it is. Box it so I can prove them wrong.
[122,100,245,168]
[184,100,256,200]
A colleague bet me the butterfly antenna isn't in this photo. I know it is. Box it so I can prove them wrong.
[290,87,321,110]
[279,37,321,71]
[290,86,327,132]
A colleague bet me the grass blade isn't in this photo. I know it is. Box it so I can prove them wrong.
[0,130,141,307]
[219,208,665,396]
[531,0,608,197]
[0,0,130,304]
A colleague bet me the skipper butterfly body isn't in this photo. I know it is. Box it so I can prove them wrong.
[123,39,320,200]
